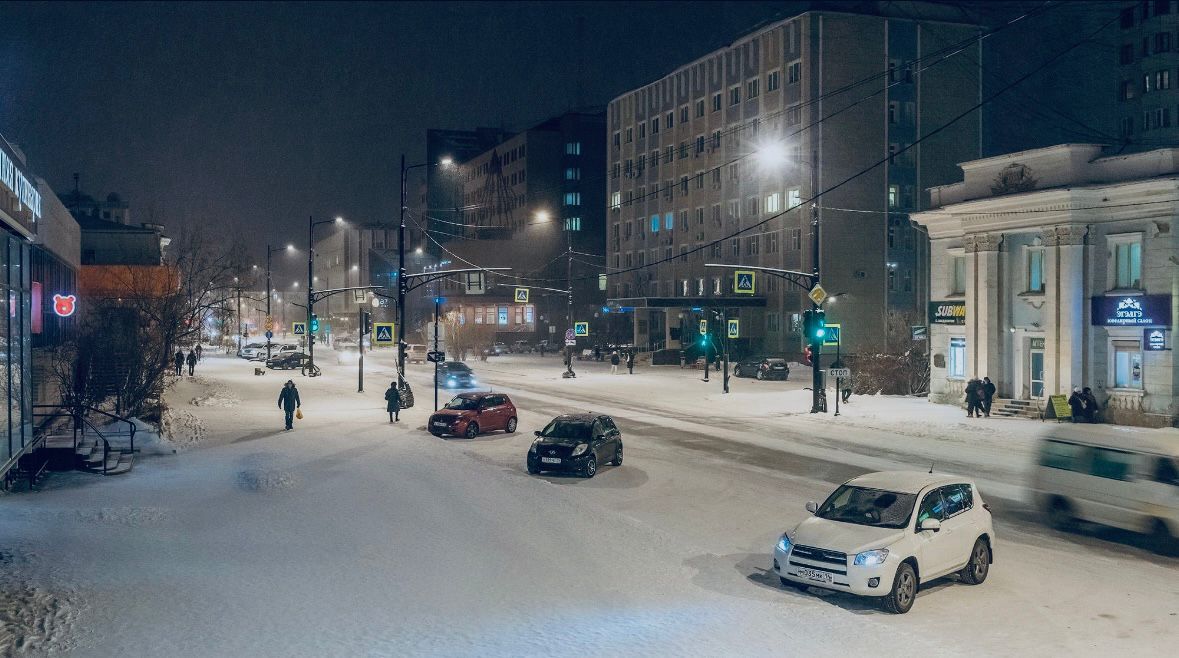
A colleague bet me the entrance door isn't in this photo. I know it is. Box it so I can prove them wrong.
[1029,350,1045,398]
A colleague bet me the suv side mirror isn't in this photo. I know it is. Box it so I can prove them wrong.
[534,430,542,437]
[919,518,941,532]
[805,501,818,514]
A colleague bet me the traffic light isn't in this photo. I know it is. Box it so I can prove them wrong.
[309,334,316,346]
[803,309,826,345]
[361,311,371,335]
[310,313,320,333]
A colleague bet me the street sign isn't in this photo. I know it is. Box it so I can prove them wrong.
[373,322,395,345]
[823,323,841,347]
[426,351,445,363]
[733,270,756,294]
[565,327,575,341]
[699,319,708,335]
[265,316,274,331]
[574,322,589,337]
[292,322,306,335]
[828,367,851,379]
[514,287,529,303]
[565,339,577,346]
[265,330,273,340]
[808,284,828,306]
[727,318,739,339]
[911,325,928,341]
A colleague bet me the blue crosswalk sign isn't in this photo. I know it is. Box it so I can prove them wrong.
[374,324,393,343]
[734,270,756,294]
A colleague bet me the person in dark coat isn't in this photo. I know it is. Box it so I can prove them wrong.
[964,379,980,417]
[982,377,996,417]
[278,380,301,430]
[1081,387,1100,423]
[1067,387,1086,423]
[174,349,184,376]
[610,350,621,374]
[626,350,635,374]
[385,381,401,423]
[194,344,203,362]
[186,350,197,376]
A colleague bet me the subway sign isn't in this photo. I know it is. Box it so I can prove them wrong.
[929,300,965,325]
[1090,295,1170,327]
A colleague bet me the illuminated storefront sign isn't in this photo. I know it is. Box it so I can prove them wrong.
[52,294,77,317]
[929,300,966,325]
[1090,295,1170,327]
[1145,328,1167,351]
[0,144,42,221]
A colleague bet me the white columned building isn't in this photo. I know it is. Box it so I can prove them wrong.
[912,144,1179,427]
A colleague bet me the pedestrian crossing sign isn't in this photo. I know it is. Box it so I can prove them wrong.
[727,319,740,339]
[574,322,589,337]
[734,270,756,294]
[823,323,841,347]
[514,287,529,303]
[374,323,395,345]
[699,319,708,335]
[292,322,306,335]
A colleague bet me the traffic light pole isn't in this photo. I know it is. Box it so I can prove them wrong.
[434,297,441,411]
[266,246,273,360]
[358,308,365,393]
[307,216,315,376]
[809,148,823,414]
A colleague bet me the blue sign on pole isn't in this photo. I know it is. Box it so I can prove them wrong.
[265,330,273,340]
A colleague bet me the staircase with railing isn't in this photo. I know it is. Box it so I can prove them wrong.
[32,404,137,477]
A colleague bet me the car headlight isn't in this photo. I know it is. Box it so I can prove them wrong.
[776,533,793,553]
[571,443,589,456]
[469,378,477,385]
[853,549,889,566]
[529,439,541,453]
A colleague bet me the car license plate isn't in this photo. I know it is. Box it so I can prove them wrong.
[433,422,447,428]
[540,457,561,464]
[796,567,833,584]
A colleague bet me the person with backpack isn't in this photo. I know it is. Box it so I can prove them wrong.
[277,380,301,430]
[385,381,401,423]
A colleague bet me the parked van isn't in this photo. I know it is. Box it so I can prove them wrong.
[405,344,428,364]
[1030,425,1179,554]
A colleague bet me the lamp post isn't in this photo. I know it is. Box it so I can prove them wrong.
[307,216,345,375]
[399,155,453,387]
[265,243,294,360]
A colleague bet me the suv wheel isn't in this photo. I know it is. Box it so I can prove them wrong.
[505,417,518,433]
[959,539,990,585]
[611,445,623,466]
[464,423,479,439]
[881,562,917,614]
[527,461,539,475]
[1046,497,1075,531]
[1150,518,1179,556]
[583,455,597,478]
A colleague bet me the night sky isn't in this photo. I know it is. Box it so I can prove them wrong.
[0,1,1111,281]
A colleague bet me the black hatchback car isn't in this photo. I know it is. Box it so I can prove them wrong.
[527,413,622,478]
[733,356,789,380]
[436,361,478,389]
[266,352,311,370]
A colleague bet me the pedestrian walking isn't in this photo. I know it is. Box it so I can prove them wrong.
[610,350,620,374]
[538,343,545,358]
[174,349,184,376]
[277,380,301,430]
[982,376,996,417]
[385,381,401,423]
[194,344,203,362]
[1082,387,1100,423]
[1067,387,1086,423]
[593,345,601,362]
[186,350,197,376]
[626,350,635,374]
[964,379,980,417]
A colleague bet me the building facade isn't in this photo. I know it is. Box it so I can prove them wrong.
[1117,1,1179,144]
[606,7,981,355]
[423,127,513,258]
[913,143,1179,427]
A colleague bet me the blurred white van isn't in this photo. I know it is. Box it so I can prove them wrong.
[1030,426,1179,554]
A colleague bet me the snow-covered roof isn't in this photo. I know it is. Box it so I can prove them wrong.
[845,470,969,494]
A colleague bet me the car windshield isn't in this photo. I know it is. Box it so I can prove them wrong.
[540,419,592,441]
[816,485,917,529]
[444,364,471,373]
[444,396,480,410]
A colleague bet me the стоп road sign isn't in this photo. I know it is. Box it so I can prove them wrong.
[808,284,828,306]
[514,287,529,303]
[828,367,851,379]
[373,322,395,345]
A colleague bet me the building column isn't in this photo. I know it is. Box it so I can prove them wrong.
[965,233,1003,384]
[1043,225,1086,395]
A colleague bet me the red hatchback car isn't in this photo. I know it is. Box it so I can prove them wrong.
[429,392,518,439]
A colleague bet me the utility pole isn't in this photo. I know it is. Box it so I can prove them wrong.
[266,246,273,360]
[398,154,408,388]
[565,226,575,378]
[434,296,441,410]
[307,215,315,375]
[358,309,366,393]
[809,147,824,414]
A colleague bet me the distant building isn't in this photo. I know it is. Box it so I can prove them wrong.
[60,187,169,265]
[423,127,512,257]
[913,143,1179,427]
[1115,1,1179,146]
[606,6,982,355]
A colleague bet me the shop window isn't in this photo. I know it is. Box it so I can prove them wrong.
[1113,340,1143,389]
[948,337,966,379]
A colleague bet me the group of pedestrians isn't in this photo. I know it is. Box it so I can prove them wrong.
[964,376,996,418]
[173,344,202,376]
[1068,386,1101,423]
[609,350,635,374]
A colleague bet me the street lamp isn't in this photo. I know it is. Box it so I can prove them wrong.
[306,215,346,375]
[399,156,454,387]
[265,243,295,360]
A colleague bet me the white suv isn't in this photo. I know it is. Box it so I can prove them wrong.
[774,471,995,614]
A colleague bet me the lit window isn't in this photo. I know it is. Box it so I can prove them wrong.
[563,192,581,206]
[564,217,581,231]
[665,211,674,230]
[650,215,660,233]
[888,185,899,208]
[1027,248,1044,293]
[565,168,581,180]
[1113,340,1143,389]
[498,307,509,325]
[1112,237,1142,289]
[610,191,621,210]
[948,337,966,379]
[766,193,781,213]
[566,142,582,155]
[787,189,801,208]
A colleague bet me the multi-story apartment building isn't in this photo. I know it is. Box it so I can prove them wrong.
[435,111,607,344]
[606,7,982,355]
[1117,1,1179,144]
[423,127,512,258]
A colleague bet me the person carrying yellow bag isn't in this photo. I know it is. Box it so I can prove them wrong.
[278,380,301,430]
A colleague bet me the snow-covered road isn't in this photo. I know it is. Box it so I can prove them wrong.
[2,352,1176,656]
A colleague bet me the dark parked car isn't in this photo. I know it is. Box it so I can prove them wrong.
[429,393,517,439]
[733,356,790,380]
[527,413,623,478]
[436,361,478,389]
[266,352,311,370]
